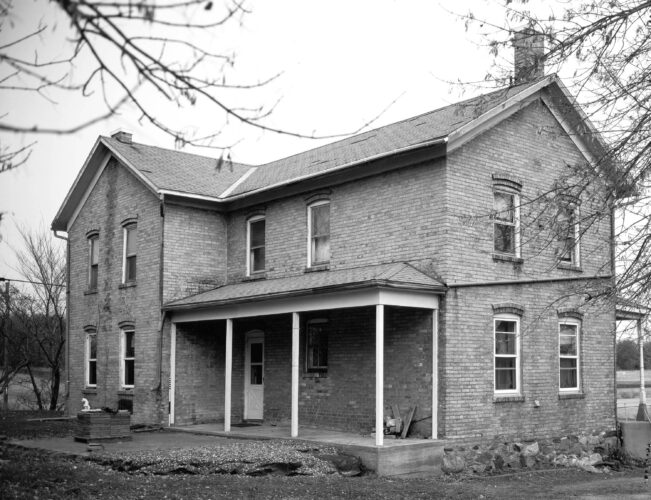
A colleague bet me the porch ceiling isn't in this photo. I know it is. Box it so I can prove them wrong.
[165,262,444,323]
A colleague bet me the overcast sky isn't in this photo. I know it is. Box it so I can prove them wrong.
[0,0,553,279]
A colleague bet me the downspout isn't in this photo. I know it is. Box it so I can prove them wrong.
[153,194,165,395]
[53,230,70,409]
[610,199,618,429]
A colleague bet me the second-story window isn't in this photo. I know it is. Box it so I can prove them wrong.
[88,233,99,290]
[247,216,266,275]
[557,204,580,267]
[493,190,520,257]
[308,201,330,266]
[122,224,137,283]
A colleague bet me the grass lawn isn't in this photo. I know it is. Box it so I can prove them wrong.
[2,411,651,499]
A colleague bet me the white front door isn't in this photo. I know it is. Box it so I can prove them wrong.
[244,331,264,420]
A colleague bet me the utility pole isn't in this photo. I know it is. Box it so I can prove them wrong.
[1,278,9,410]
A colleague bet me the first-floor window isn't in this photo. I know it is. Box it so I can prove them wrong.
[494,315,520,394]
[121,328,135,388]
[559,320,580,391]
[306,319,328,371]
[86,330,97,387]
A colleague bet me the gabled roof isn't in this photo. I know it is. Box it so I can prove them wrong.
[53,74,604,231]
[165,262,445,311]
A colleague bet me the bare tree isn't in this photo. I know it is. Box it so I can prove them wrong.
[461,1,651,308]
[11,227,66,410]
[0,0,380,174]
[0,282,30,409]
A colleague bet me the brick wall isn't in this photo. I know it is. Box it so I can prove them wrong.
[67,158,163,425]
[440,280,615,440]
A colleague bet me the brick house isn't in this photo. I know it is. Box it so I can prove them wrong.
[52,43,615,445]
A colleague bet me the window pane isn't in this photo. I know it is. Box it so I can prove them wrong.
[250,365,263,385]
[251,247,265,272]
[560,359,577,388]
[126,255,137,281]
[559,335,577,355]
[89,361,97,385]
[89,265,98,289]
[250,219,265,248]
[125,360,135,386]
[125,331,135,358]
[495,333,516,355]
[89,335,97,359]
[307,321,328,369]
[494,192,514,222]
[250,342,263,364]
[495,320,516,333]
[311,204,330,236]
[495,357,516,390]
[312,235,330,264]
[494,223,515,253]
[90,238,99,264]
[126,226,137,255]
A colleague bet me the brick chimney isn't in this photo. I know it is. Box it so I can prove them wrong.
[111,129,133,144]
[513,28,545,83]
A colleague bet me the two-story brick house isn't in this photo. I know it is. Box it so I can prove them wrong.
[52,38,615,445]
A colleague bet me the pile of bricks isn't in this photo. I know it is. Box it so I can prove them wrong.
[74,410,132,442]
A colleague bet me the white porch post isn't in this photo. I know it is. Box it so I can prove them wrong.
[225,319,233,432]
[291,312,300,437]
[431,307,438,440]
[637,318,648,421]
[169,322,176,426]
[375,304,384,447]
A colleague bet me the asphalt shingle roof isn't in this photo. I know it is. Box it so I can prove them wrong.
[103,136,252,199]
[165,262,445,310]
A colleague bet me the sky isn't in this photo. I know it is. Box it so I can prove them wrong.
[0,0,554,279]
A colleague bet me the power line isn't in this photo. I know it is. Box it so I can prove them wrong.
[0,277,66,287]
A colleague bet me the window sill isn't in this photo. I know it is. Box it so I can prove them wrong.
[558,262,583,272]
[305,264,330,273]
[558,392,584,400]
[119,282,137,289]
[303,371,328,379]
[492,253,524,264]
[82,388,98,394]
[493,395,525,403]
[243,273,266,281]
[84,289,98,296]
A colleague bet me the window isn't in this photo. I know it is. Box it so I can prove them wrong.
[85,329,97,387]
[121,328,135,388]
[494,315,520,394]
[122,224,137,283]
[308,201,330,266]
[306,319,328,371]
[559,320,580,391]
[493,191,520,256]
[88,234,99,290]
[557,205,580,267]
[247,216,265,274]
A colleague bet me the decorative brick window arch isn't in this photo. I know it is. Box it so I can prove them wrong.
[557,308,584,321]
[492,302,525,316]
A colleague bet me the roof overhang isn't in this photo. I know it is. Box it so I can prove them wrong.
[166,283,442,324]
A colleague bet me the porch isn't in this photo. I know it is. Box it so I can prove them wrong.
[171,422,447,476]
[165,263,445,448]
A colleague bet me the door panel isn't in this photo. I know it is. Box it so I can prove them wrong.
[245,333,264,420]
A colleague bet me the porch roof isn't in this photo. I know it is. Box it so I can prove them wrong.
[164,262,445,313]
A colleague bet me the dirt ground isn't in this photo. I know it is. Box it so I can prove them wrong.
[1,411,651,499]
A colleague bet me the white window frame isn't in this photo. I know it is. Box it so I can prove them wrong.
[307,200,331,267]
[88,234,99,290]
[122,224,137,283]
[558,204,581,267]
[494,314,521,395]
[493,190,521,257]
[559,319,581,392]
[120,327,135,389]
[305,318,328,372]
[246,215,266,276]
[85,330,97,388]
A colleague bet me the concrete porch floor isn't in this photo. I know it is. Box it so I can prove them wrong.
[171,423,446,476]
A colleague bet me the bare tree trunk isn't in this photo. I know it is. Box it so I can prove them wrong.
[25,363,44,411]
[49,365,60,411]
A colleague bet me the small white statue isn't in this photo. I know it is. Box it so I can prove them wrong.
[81,398,91,411]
